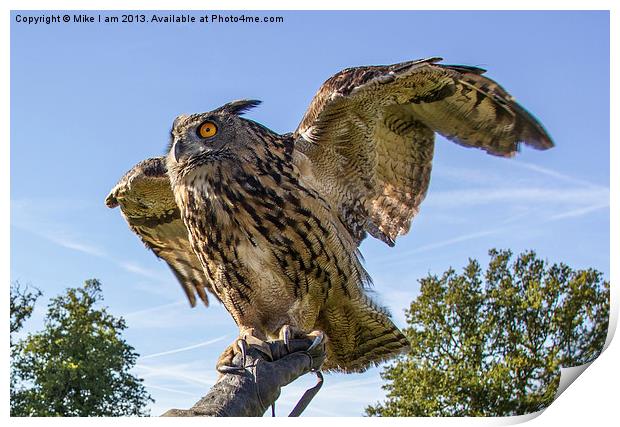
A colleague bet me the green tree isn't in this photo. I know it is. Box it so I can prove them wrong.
[10,282,43,407]
[10,282,42,342]
[366,249,609,417]
[10,279,153,416]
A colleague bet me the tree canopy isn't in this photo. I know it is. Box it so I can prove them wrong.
[10,279,153,416]
[366,249,609,417]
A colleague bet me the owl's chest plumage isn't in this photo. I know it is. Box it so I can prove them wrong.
[174,149,364,335]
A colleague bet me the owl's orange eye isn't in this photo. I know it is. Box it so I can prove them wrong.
[198,121,218,138]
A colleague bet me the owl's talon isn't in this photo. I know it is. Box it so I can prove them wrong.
[216,339,248,374]
[216,329,270,374]
[277,325,326,357]
[216,342,239,374]
[279,325,292,351]
[307,331,325,353]
[237,339,248,367]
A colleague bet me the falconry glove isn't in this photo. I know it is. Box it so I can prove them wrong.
[161,335,326,417]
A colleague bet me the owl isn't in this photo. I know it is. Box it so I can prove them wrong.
[106,58,553,372]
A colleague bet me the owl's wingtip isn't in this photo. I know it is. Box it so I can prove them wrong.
[105,192,119,209]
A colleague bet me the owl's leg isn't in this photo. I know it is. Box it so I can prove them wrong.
[216,326,325,372]
[216,327,267,372]
[278,325,325,353]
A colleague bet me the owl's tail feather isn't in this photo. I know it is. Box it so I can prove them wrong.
[318,294,410,372]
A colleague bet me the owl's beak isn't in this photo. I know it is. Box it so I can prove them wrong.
[173,141,183,163]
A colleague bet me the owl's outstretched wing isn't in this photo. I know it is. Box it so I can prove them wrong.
[294,57,553,246]
[105,157,217,307]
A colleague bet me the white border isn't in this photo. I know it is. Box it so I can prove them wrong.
[2,1,616,425]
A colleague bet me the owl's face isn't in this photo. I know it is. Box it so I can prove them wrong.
[167,100,267,178]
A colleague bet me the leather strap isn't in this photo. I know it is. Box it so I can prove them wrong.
[288,371,324,417]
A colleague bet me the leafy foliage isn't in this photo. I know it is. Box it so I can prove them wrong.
[10,279,153,416]
[10,282,42,344]
[366,249,609,417]
[10,282,43,408]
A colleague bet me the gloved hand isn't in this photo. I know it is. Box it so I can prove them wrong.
[161,334,326,417]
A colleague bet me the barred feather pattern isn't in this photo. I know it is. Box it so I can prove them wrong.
[105,157,216,307]
[295,57,553,245]
[168,117,409,371]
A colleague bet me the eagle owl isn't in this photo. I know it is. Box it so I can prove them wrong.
[106,58,553,372]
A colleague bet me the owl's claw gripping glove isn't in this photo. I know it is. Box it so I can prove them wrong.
[161,334,326,417]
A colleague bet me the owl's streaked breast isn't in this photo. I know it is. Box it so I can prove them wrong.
[173,137,366,333]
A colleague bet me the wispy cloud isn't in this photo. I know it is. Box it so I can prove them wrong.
[141,336,229,360]
[122,300,187,318]
[425,187,609,209]
[146,384,196,397]
[118,261,165,280]
[425,160,609,227]
[135,361,219,387]
[18,221,166,283]
[547,202,610,221]
[432,164,504,185]
[513,161,607,189]
[11,197,171,284]
[11,199,109,258]
[34,230,108,257]
[406,229,498,254]
[375,228,501,267]
[376,193,609,265]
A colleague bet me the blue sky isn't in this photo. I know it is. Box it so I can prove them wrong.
[10,10,609,416]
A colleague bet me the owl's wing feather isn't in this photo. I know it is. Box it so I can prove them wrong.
[105,157,217,307]
[294,57,553,245]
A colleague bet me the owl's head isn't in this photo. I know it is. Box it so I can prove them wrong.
[166,99,269,178]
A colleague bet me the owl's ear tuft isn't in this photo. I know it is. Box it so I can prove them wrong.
[219,99,262,116]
